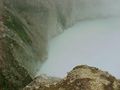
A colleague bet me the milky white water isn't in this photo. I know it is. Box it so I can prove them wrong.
[38,17,120,78]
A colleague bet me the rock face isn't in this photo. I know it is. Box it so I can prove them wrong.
[0,22,32,90]
[1,0,48,77]
[24,65,120,90]
[0,0,53,89]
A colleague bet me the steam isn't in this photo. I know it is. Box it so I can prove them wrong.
[39,17,120,78]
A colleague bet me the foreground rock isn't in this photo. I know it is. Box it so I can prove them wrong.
[24,65,120,90]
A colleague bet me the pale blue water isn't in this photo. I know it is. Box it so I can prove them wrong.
[38,17,120,78]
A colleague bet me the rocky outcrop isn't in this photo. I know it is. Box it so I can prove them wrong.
[24,65,120,90]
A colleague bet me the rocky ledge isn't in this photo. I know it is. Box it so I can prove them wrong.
[24,65,120,90]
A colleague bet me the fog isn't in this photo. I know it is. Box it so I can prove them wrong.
[38,17,120,78]
[5,0,120,77]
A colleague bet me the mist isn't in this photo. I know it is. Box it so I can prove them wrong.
[39,17,120,78]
